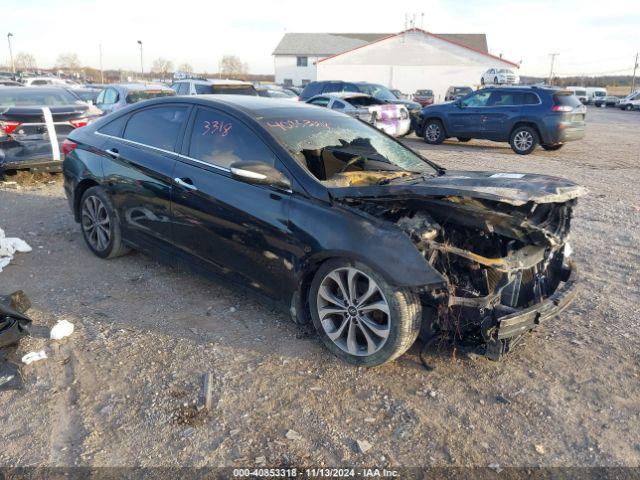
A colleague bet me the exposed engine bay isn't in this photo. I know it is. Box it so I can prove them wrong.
[337,182,582,359]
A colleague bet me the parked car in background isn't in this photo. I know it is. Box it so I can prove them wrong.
[585,87,607,104]
[283,86,302,96]
[306,92,411,137]
[444,86,473,102]
[67,87,102,104]
[256,85,298,101]
[0,80,22,87]
[22,77,80,87]
[618,90,640,111]
[0,87,94,173]
[95,83,176,115]
[418,86,586,154]
[566,86,588,104]
[171,79,258,96]
[480,68,520,85]
[63,95,582,366]
[594,95,620,108]
[413,89,434,106]
[299,81,421,130]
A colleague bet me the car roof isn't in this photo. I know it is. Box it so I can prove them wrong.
[0,86,74,94]
[183,79,253,86]
[312,92,372,100]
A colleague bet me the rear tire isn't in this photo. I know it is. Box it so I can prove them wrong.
[542,144,564,151]
[625,104,633,111]
[309,259,421,367]
[423,119,445,144]
[509,126,539,155]
[80,186,129,259]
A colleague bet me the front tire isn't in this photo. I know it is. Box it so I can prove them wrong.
[625,104,633,111]
[509,126,539,155]
[80,186,129,259]
[423,119,445,144]
[309,260,421,366]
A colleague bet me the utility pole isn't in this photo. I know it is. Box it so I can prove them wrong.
[99,43,104,84]
[7,32,15,75]
[137,40,143,80]
[548,53,559,85]
[632,52,638,94]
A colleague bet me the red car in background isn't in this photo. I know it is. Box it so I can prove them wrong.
[413,89,434,106]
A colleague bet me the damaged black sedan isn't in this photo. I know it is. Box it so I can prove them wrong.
[63,96,584,366]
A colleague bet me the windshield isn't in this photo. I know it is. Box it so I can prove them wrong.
[454,87,473,94]
[594,91,606,97]
[356,84,398,102]
[125,90,175,104]
[208,84,258,96]
[0,89,83,106]
[260,108,440,187]
[498,69,512,74]
[416,90,433,96]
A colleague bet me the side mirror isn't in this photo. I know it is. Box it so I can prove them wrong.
[230,161,291,190]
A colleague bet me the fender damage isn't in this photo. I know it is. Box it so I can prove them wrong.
[330,170,586,359]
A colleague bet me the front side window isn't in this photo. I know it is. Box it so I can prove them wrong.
[296,56,308,67]
[123,106,188,151]
[356,84,396,101]
[461,91,491,107]
[188,107,276,169]
[487,92,518,106]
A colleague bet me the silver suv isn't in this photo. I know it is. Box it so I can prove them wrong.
[170,79,258,96]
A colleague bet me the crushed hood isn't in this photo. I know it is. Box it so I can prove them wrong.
[330,170,587,206]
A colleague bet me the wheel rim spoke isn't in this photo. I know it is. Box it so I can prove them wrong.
[82,196,111,251]
[317,267,391,357]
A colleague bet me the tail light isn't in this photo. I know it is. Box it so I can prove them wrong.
[69,117,89,129]
[0,120,21,136]
[552,105,573,112]
[61,139,77,155]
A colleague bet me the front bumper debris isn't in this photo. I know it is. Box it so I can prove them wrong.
[484,260,578,359]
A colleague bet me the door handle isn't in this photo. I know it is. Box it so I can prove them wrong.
[105,148,120,159]
[174,177,197,191]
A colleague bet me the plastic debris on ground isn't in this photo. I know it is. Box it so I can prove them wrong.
[0,227,32,273]
[50,319,74,340]
[21,350,47,365]
[0,291,33,348]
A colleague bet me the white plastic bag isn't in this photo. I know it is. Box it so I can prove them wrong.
[0,227,32,272]
[50,319,74,340]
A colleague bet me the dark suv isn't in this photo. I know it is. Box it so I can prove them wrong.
[417,86,586,154]
[300,81,421,128]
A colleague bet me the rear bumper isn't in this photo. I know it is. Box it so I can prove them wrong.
[1,137,64,172]
[0,158,63,173]
[496,260,578,340]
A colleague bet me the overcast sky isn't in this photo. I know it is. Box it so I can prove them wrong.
[2,0,639,77]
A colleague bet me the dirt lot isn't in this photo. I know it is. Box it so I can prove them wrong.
[1,107,639,470]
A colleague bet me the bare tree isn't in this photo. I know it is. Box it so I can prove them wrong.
[56,53,81,70]
[219,55,248,78]
[151,58,174,80]
[14,52,37,71]
[177,63,193,74]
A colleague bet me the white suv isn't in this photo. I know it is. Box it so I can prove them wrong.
[619,90,640,111]
[170,79,258,96]
[480,68,520,86]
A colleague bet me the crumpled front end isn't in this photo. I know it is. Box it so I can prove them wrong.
[345,191,582,359]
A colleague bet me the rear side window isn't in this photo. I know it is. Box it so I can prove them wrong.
[331,101,346,110]
[188,107,276,169]
[176,83,190,95]
[488,92,519,106]
[123,106,188,151]
[126,90,175,104]
[99,115,129,136]
[554,92,582,108]
[521,93,540,105]
[103,88,119,104]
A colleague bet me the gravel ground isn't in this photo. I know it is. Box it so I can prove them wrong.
[0,107,639,469]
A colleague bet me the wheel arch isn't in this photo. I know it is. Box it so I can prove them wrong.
[509,120,542,142]
[421,115,448,136]
[73,178,100,222]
